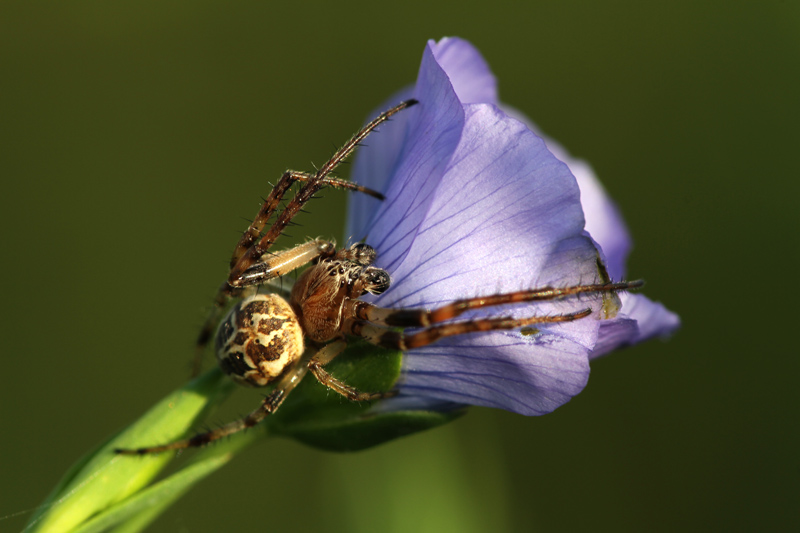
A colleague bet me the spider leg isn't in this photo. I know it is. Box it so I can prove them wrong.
[292,171,385,200]
[347,280,644,328]
[117,351,313,455]
[233,238,335,288]
[346,308,593,351]
[191,282,250,376]
[307,340,397,402]
[228,99,418,286]
[228,169,307,271]
[230,171,384,272]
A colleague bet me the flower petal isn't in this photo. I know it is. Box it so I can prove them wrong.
[521,129,680,353]
[591,293,680,358]
[503,110,633,281]
[569,158,632,281]
[429,37,498,105]
[346,37,498,241]
[345,84,416,241]
[501,109,679,353]
[399,333,590,415]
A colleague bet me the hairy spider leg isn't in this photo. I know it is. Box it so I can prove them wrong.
[292,171,386,200]
[348,308,593,351]
[350,281,644,327]
[234,238,336,288]
[342,280,644,351]
[117,349,315,455]
[227,99,418,287]
[119,337,396,455]
[228,172,382,273]
[307,340,398,402]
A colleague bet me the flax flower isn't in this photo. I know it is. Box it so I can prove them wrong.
[346,37,679,415]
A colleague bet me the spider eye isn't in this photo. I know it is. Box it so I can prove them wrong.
[364,267,390,295]
[350,243,377,266]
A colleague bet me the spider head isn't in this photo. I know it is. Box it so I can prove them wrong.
[347,243,378,266]
[362,266,390,295]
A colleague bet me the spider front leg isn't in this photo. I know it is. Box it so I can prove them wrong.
[343,280,644,351]
[228,171,383,274]
[349,281,644,328]
[347,308,593,351]
[292,171,385,200]
[231,238,336,289]
[228,99,417,285]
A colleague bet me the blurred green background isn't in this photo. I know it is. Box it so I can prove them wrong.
[1,1,797,531]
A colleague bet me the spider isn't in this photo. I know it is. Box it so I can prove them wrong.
[116,99,642,455]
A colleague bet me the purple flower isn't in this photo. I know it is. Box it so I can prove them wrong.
[345,38,679,416]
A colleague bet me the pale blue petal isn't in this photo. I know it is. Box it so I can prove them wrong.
[397,332,590,416]
[346,37,498,241]
[429,37,498,105]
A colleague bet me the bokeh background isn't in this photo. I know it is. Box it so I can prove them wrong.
[2,2,797,531]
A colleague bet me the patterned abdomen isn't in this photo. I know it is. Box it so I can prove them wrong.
[215,294,304,387]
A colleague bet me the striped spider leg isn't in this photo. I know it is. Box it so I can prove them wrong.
[116,99,417,455]
[341,280,645,352]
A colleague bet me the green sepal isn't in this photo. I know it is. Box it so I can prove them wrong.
[267,338,464,452]
[280,408,465,452]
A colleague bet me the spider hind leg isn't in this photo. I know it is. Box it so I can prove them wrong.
[306,340,398,402]
[116,353,311,455]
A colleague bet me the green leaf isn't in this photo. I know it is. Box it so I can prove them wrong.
[29,340,461,531]
[26,370,234,533]
[72,453,232,533]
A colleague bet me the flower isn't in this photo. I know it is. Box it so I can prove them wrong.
[346,38,679,416]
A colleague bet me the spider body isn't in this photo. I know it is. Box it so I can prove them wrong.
[217,242,390,387]
[115,98,643,456]
[289,243,390,342]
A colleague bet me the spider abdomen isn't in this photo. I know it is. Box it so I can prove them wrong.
[215,294,304,387]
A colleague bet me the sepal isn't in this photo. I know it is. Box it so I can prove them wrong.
[268,339,463,451]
